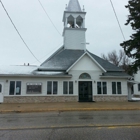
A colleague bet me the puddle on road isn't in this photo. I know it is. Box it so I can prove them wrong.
[79,116,93,120]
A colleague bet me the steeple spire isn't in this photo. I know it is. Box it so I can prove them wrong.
[67,0,82,12]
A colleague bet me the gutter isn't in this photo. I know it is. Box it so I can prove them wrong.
[38,68,66,71]
[100,76,131,79]
[0,74,72,78]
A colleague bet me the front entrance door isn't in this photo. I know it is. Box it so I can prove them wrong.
[0,82,4,103]
[79,81,92,102]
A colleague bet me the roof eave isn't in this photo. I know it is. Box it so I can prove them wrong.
[100,76,131,79]
[38,68,66,71]
[107,70,125,72]
[0,74,72,78]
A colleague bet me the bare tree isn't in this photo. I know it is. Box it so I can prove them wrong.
[101,50,132,75]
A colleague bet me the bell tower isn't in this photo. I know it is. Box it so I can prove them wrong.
[63,0,87,50]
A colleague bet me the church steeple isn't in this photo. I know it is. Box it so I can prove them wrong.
[63,0,87,50]
[67,0,82,12]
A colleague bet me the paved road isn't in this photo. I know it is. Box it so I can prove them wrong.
[0,111,140,140]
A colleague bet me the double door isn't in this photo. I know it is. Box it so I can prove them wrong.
[79,81,92,102]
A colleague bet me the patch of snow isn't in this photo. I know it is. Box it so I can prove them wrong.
[0,65,65,76]
[132,98,140,101]
[33,71,64,75]
[0,65,38,75]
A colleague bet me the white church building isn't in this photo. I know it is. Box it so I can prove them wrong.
[0,0,135,103]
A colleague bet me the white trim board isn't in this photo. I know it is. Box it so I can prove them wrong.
[66,51,106,72]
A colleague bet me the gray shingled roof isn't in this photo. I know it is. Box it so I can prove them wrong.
[39,49,124,73]
[0,65,71,77]
[101,72,130,77]
[88,51,123,72]
[67,0,82,12]
[39,48,84,71]
[0,65,38,75]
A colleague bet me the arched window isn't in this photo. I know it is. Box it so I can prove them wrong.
[79,73,91,79]
[0,84,2,92]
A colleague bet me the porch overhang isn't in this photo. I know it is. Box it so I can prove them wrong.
[127,80,139,85]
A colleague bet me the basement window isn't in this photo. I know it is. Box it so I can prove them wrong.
[26,83,42,94]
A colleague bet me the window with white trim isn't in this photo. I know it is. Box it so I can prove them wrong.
[97,82,107,94]
[63,81,73,94]
[138,84,140,91]
[112,82,122,94]
[26,83,42,94]
[9,81,21,95]
[0,84,2,93]
[47,81,58,95]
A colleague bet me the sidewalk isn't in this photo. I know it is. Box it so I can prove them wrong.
[0,101,140,113]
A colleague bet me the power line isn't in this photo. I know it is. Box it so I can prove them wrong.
[38,0,62,36]
[31,41,63,64]
[38,42,63,61]
[0,0,41,63]
[110,0,126,41]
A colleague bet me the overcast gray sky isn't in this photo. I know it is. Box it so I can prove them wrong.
[0,0,133,66]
